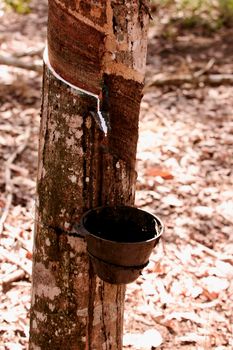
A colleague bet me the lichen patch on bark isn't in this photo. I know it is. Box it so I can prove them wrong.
[67,235,86,253]
[76,307,88,317]
[34,311,47,322]
[33,262,61,300]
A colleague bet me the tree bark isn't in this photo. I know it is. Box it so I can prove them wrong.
[29,1,149,349]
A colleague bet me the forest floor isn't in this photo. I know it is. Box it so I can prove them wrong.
[0,2,233,350]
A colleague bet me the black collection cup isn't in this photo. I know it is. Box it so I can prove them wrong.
[76,206,164,284]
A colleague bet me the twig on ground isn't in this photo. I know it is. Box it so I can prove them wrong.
[193,58,215,78]
[9,163,29,177]
[189,238,233,263]
[0,53,42,73]
[0,127,31,235]
[175,235,233,263]
[0,193,13,235]
[14,47,44,58]
[4,223,32,252]
[1,270,26,292]
[0,247,31,276]
[145,72,233,89]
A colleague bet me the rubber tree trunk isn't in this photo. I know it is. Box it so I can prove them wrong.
[29,1,149,349]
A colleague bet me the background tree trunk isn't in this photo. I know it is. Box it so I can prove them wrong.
[29,1,149,349]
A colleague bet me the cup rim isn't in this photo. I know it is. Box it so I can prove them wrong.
[80,205,164,245]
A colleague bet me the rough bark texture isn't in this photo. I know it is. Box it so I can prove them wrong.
[29,1,149,349]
